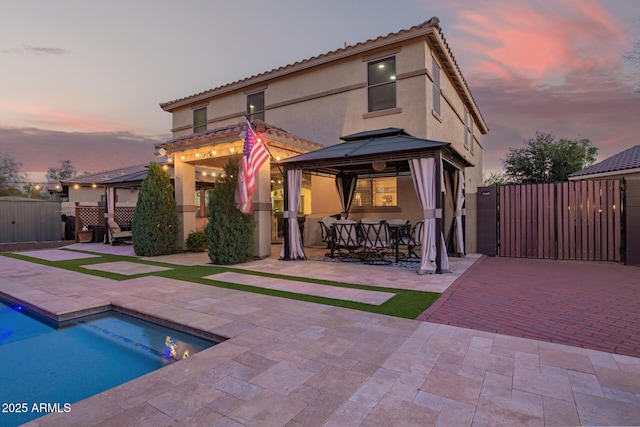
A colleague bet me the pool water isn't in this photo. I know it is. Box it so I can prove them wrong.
[0,301,217,426]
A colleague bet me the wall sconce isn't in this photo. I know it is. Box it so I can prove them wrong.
[211,150,216,155]
[230,147,235,153]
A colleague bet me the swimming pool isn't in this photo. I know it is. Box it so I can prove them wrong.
[0,300,217,426]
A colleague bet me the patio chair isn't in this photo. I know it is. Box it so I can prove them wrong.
[318,216,337,249]
[406,220,424,260]
[107,219,132,245]
[359,221,392,264]
[331,220,362,261]
[387,219,412,261]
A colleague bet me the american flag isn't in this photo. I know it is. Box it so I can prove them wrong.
[238,120,270,213]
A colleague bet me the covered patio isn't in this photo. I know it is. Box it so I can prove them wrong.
[279,128,472,274]
[154,121,323,255]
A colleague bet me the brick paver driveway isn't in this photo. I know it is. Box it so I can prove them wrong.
[418,256,640,358]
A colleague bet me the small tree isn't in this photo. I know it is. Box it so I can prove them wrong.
[46,160,77,181]
[132,162,178,256]
[483,171,510,186]
[503,132,598,184]
[0,152,25,196]
[206,156,254,264]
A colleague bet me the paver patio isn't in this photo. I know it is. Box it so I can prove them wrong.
[1,246,639,426]
[419,256,640,358]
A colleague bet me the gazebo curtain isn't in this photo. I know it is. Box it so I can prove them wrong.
[444,169,465,256]
[335,173,358,219]
[409,157,449,274]
[454,169,465,256]
[105,187,115,243]
[280,169,306,260]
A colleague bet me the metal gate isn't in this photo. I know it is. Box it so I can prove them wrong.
[498,180,624,261]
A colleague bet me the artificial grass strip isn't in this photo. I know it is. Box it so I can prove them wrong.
[1,252,440,319]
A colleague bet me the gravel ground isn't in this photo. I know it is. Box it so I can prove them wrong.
[0,241,75,253]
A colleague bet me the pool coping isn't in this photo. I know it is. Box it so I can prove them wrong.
[0,290,228,344]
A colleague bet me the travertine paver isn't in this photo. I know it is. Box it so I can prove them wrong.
[1,250,640,426]
[13,248,100,261]
[206,271,396,305]
[82,261,171,275]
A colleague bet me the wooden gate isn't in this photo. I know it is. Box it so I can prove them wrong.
[499,180,624,261]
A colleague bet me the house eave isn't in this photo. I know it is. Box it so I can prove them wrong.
[568,167,640,181]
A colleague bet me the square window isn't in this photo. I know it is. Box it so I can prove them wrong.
[367,57,396,112]
[354,177,397,207]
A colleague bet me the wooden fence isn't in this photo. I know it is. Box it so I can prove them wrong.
[498,180,624,261]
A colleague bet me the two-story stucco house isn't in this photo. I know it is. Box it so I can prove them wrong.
[156,17,488,259]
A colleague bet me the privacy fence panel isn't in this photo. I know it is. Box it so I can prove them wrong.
[498,180,624,262]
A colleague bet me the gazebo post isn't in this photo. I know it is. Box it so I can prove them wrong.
[435,150,443,274]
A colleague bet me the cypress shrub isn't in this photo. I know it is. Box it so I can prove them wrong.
[132,162,179,256]
[206,155,254,264]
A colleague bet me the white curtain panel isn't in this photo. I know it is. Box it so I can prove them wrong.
[410,158,451,274]
[280,169,306,260]
[409,158,437,273]
[106,187,115,243]
[454,169,465,256]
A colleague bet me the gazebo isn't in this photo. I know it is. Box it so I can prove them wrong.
[279,128,472,274]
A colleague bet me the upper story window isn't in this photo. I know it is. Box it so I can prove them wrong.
[432,57,441,116]
[193,107,207,133]
[367,57,396,112]
[247,91,265,122]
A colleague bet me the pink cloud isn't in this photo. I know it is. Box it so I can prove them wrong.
[0,102,148,135]
[450,0,629,82]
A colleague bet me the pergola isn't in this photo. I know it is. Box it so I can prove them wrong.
[279,128,472,274]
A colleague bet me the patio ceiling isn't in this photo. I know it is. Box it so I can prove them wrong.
[280,128,473,175]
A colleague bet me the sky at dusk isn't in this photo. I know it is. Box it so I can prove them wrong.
[1,0,638,182]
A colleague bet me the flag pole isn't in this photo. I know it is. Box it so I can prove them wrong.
[243,116,290,259]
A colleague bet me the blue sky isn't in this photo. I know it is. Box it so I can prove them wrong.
[1,0,638,179]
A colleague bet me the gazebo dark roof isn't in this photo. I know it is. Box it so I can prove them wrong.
[280,128,472,175]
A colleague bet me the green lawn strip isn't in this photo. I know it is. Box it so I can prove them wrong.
[156,267,440,319]
[1,252,439,319]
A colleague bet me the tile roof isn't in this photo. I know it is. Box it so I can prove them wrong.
[158,18,487,134]
[569,145,640,178]
[155,120,322,152]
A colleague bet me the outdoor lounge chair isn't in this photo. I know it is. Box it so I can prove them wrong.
[107,219,132,245]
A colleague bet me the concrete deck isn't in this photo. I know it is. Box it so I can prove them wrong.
[1,245,639,426]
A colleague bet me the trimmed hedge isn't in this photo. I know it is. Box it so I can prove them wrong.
[132,162,179,256]
[206,156,254,264]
